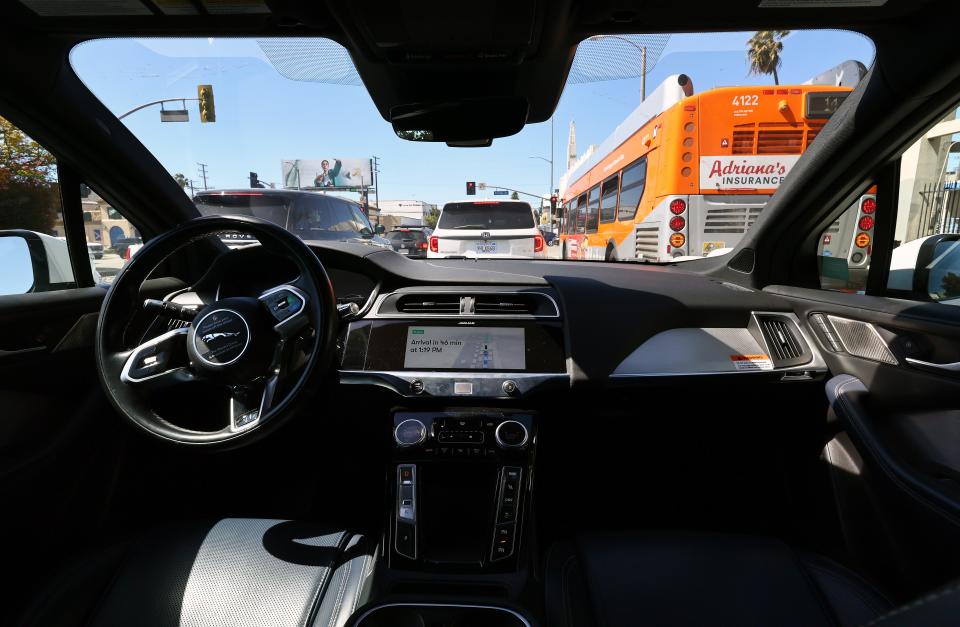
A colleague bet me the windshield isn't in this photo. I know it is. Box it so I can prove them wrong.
[70,30,874,262]
[438,202,536,230]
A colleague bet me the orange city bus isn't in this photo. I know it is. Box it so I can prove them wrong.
[558,70,873,262]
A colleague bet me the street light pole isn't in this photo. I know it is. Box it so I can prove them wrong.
[118,97,198,120]
[588,35,647,102]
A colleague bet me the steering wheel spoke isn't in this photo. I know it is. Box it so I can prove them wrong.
[120,327,197,390]
[228,374,278,432]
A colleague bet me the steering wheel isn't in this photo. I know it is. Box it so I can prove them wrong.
[96,215,337,446]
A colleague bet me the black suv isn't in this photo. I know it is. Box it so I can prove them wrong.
[193,189,389,248]
[386,227,430,258]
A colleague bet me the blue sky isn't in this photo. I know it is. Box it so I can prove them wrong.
[70,30,875,206]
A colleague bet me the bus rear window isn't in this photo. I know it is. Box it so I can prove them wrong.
[438,202,535,230]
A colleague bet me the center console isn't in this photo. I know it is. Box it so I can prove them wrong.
[389,410,535,571]
[337,288,561,626]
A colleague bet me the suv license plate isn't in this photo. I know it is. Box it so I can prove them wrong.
[476,242,497,254]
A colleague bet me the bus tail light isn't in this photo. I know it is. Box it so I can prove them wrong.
[670,199,686,215]
[669,233,686,248]
[429,236,438,253]
[861,197,876,214]
[669,216,686,232]
[858,216,875,231]
[534,234,544,252]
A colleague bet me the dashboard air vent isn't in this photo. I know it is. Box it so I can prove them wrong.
[396,295,462,314]
[473,293,538,315]
[381,291,559,317]
[756,315,810,367]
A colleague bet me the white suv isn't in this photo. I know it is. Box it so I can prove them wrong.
[428,200,544,259]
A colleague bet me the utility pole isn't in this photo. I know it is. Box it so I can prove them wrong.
[641,45,647,102]
[371,156,381,210]
[197,162,209,191]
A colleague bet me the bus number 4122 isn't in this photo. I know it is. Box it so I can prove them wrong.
[731,94,759,106]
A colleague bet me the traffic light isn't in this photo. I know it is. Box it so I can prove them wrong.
[197,84,216,123]
[550,195,558,212]
[466,181,476,195]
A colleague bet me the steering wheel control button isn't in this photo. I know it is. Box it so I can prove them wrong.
[262,288,303,322]
[495,420,529,448]
[233,410,259,430]
[192,309,250,366]
[410,379,425,394]
[395,419,427,447]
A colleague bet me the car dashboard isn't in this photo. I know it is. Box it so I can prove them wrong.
[165,242,828,401]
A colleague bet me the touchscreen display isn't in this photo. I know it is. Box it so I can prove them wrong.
[403,326,525,370]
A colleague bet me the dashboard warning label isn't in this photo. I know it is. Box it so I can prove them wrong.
[730,354,773,371]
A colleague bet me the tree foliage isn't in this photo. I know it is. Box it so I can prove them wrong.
[0,116,60,232]
[424,207,440,229]
[747,30,790,85]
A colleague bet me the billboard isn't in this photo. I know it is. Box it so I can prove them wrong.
[699,155,801,191]
[282,158,372,189]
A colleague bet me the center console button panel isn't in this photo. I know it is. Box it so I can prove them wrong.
[389,410,534,571]
[395,464,417,559]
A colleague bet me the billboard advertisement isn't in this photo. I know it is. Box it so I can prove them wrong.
[282,158,372,189]
[699,155,801,191]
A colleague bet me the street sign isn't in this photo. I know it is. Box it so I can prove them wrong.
[493,190,509,196]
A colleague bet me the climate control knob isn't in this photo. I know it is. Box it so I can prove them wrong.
[494,420,529,448]
[394,419,427,447]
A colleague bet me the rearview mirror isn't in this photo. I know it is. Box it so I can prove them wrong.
[375,223,386,235]
[0,233,37,295]
[391,98,528,143]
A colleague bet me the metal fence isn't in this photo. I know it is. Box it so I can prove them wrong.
[910,183,960,241]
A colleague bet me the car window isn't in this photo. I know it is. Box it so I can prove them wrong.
[437,202,535,230]
[816,103,960,302]
[331,201,358,232]
[349,204,373,232]
[82,186,140,284]
[195,193,290,227]
[0,115,75,295]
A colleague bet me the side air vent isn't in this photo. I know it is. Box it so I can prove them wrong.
[755,314,811,368]
[380,291,559,317]
[396,295,462,314]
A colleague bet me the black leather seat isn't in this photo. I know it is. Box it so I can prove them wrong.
[18,519,374,627]
[545,532,893,627]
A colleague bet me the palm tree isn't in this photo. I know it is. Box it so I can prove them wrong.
[173,172,188,189]
[747,30,790,85]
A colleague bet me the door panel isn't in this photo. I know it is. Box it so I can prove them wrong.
[767,284,960,595]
